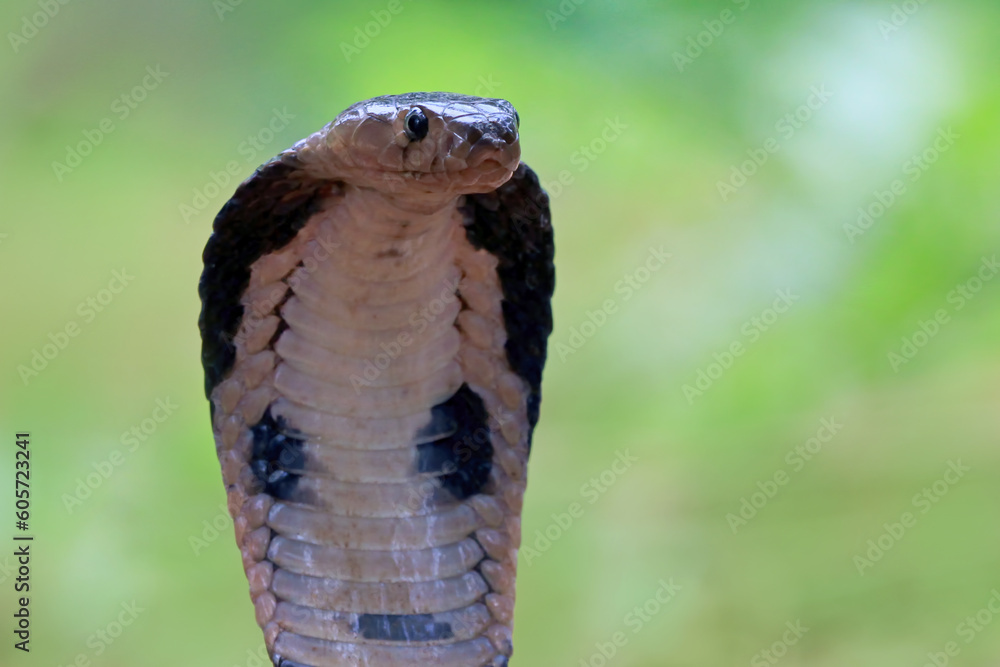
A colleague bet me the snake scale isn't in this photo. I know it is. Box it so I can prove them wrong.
[198,93,554,666]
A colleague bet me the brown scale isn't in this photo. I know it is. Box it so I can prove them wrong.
[202,93,552,667]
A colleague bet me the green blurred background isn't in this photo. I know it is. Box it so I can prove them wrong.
[2,1,999,665]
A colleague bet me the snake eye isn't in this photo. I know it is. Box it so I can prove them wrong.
[513,111,520,128]
[404,108,429,142]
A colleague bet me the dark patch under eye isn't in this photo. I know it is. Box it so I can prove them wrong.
[404,108,429,141]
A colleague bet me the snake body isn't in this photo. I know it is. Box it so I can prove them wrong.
[198,93,553,666]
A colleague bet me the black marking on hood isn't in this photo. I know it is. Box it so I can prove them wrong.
[356,613,454,642]
[460,163,554,448]
[416,383,492,499]
[198,154,334,400]
[250,407,306,501]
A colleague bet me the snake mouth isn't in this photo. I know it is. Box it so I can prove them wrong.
[395,152,516,182]
[465,139,519,170]
[475,158,507,171]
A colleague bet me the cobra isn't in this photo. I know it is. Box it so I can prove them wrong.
[198,92,554,666]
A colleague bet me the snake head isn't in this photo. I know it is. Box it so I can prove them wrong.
[301,92,522,198]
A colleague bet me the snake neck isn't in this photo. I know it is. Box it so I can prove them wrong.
[340,183,460,233]
[216,175,526,666]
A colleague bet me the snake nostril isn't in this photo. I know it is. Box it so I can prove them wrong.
[466,127,484,145]
[500,128,516,144]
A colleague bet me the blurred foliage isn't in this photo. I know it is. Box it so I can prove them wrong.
[1,1,999,665]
